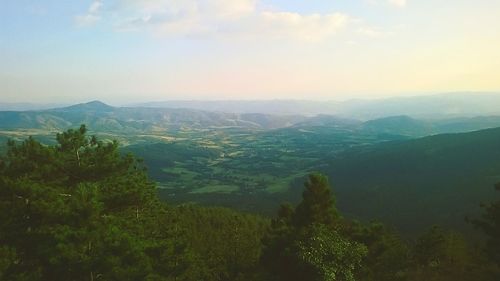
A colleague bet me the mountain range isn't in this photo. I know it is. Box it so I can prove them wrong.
[4,99,500,137]
[2,98,500,235]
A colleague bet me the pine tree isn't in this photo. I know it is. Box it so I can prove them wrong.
[293,173,340,229]
[261,173,365,281]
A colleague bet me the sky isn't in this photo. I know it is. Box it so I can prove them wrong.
[1,0,499,104]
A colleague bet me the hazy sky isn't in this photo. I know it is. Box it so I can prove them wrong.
[1,0,499,103]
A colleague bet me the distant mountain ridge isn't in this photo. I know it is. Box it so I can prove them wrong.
[4,92,500,118]
[0,101,309,132]
[0,102,69,111]
[133,92,500,119]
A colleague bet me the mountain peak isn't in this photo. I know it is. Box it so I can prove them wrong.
[61,100,114,112]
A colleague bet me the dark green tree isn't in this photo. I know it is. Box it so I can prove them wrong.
[471,183,500,266]
[172,205,267,281]
[409,226,471,281]
[293,173,340,229]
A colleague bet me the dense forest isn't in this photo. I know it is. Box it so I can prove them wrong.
[0,125,499,280]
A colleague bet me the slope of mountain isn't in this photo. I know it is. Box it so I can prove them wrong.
[360,115,500,137]
[324,127,500,235]
[360,115,433,137]
[59,100,115,112]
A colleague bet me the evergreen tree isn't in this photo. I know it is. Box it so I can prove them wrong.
[293,173,340,229]
[261,173,366,281]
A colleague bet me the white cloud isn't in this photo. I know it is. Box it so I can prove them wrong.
[89,1,103,13]
[357,26,388,38]
[77,0,359,41]
[75,0,103,27]
[119,0,254,22]
[367,0,407,8]
[211,0,256,19]
[387,0,407,7]
[257,12,350,42]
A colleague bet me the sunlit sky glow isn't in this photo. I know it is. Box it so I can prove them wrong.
[1,0,499,103]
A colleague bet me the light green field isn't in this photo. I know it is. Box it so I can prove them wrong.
[189,185,240,194]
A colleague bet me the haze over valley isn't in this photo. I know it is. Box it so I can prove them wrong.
[2,1,500,280]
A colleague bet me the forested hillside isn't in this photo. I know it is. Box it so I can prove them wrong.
[325,127,500,234]
[0,126,499,280]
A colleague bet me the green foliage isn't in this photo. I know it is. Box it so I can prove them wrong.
[409,226,470,280]
[471,183,500,266]
[0,125,269,280]
[295,224,367,281]
[404,225,500,281]
[0,125,161,280]
[171,205,268,281]
[349,222,411,281]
